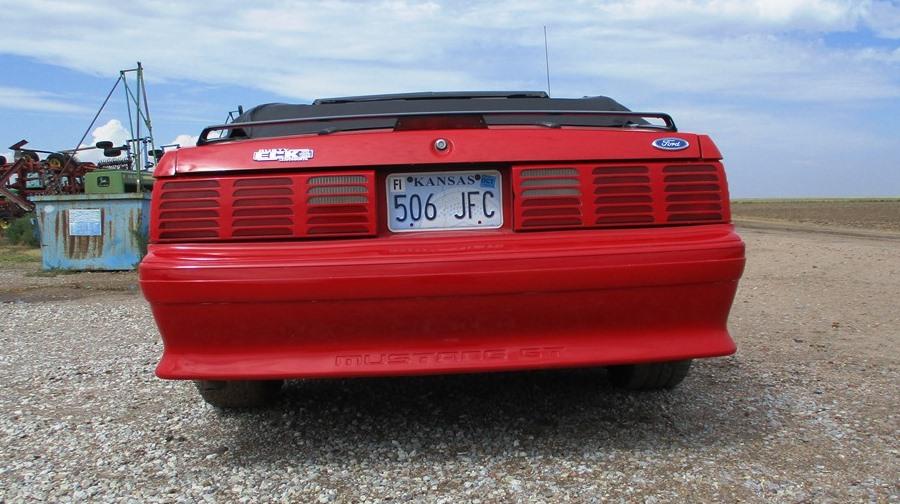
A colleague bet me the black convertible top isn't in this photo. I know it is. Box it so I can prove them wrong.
[201,92,674,143]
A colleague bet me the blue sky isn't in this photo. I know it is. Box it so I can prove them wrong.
[0,0,898,197]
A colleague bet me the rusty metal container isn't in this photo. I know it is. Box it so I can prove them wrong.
[31,193,151,270]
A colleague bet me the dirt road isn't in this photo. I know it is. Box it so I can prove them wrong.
[1,224,898,502]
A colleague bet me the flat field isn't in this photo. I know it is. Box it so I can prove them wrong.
[1,203,898,502]
[732,198,900,232]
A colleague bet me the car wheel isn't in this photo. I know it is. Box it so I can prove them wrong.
[194,380,283,409]
[607,360,692,390]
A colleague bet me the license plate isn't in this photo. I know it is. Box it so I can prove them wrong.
[386,170,503,232]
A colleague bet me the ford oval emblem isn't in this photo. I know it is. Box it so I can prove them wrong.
[652,137,690,151]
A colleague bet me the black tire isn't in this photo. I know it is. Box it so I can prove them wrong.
[607,360,692,390]
[0,155,7,165]
[194,380,283,409]
[46,152,71,170]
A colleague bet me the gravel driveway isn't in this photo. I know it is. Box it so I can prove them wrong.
[1,225,898,502]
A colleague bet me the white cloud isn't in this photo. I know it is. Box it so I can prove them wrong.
[91,119,130,147]
[0,86,88,114]
[855,46,900,64]
[0,1,896,103]
[547,30,900,102]
[0,0,898,196]
[71,122,198,164]
[863,0,900,38]
[76,119,130,163]
[168,134,198,148]
[73,120,190,164]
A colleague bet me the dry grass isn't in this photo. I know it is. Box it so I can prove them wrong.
[0,245,41,264]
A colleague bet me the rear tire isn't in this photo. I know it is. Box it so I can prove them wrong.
[194,380,283,409]
[607,360,692,390]
[46,152,70,170]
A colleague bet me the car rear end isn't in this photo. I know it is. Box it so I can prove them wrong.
[138,92,745,405]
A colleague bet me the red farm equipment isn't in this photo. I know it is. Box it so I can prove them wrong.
[0,147,97,223]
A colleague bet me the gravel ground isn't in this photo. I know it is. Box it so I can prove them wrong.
[1,225,898,502]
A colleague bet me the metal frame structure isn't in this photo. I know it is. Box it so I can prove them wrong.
[2,63,158,222]
[44,62,156,195]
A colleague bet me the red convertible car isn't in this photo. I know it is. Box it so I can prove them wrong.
[139,92,745,408]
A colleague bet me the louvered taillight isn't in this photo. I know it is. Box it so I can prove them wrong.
[230,177,294,237]
[515,167,584,228]
[157,180,221,240]
[513,162,729,231]
[592,166,656,226]
[152,171,376,242]
[663,165,726,223]
[305,175,373,235]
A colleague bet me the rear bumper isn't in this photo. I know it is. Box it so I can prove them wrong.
[140,224,745,380]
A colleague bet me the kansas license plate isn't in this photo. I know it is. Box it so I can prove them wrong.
[386,170,503,232]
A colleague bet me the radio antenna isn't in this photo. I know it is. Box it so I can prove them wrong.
[543,25,552,96]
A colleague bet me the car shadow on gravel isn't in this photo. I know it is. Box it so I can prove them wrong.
[207,356,780,464]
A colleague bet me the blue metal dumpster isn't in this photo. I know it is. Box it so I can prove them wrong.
[32,193,151,271]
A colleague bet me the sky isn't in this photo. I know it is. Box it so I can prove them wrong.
[0,0,898,197]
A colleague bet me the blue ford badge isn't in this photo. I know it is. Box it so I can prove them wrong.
[652,138,690,151]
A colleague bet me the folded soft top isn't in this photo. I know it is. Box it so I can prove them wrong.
[201,92,670,142]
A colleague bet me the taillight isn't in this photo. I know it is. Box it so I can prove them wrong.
[516,167,584,228]
[593,165,656,226]
[662,165,726,223]
[152,171,376,242]
[513,162,729,231]
[305,175,375,235]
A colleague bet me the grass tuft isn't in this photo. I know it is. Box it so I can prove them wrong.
[0,246,41,264]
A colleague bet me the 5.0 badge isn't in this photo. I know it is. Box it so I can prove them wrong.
[252,148,314,162]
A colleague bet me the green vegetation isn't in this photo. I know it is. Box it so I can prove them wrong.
[4,214,40,247]
[0,245,41,264]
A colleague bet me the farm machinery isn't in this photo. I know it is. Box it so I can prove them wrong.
[0,145,98,222]
[1,63,162,226]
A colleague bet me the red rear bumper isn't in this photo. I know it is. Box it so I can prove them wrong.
[139,224,745,380]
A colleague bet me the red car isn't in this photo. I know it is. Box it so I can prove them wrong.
[139,92,745,408]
